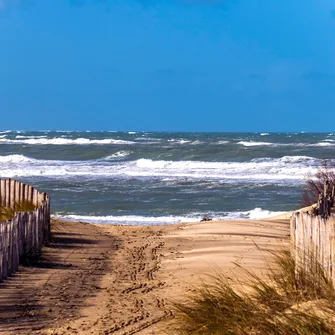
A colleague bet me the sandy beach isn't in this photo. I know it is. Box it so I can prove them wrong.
[0,217,290,335]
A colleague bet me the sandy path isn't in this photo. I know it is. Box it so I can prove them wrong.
[0,218,290,335]
[0,219,119,335]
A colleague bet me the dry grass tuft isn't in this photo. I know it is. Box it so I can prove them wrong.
[173,249,335,335]
[302,161,335,206]
[0,205,15,222]
[15,200,37,212]
[0,199,37,222]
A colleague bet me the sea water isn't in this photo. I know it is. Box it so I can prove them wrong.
[1,131,334,225]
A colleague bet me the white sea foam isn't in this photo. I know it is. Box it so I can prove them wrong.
[217,140,229,144]
[312,142,334,147]
[0,154,324,181]
[129,156,322,182]
[238,141,273,146]
[260,133,269,136]
[135,137,158,142]
[15,135,48,139]
[298,142,335,147]
[247,208,286,219]
[52,208,286,225]
[0,138,135,145]
[168,139,191,144]
[218,208,286,220]
[0,154,34,163]
[103,151,132,159]
[238,141,335,148]
[251,156,315,163]
[52,214,199,225]
[190,140,204,145]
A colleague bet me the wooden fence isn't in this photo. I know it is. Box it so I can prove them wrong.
[290,183,335,283]
[291,212,335,282]
[0,179,50,281]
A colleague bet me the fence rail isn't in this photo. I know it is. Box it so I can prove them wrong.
[0,179,50,281]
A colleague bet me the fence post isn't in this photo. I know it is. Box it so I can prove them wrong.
[5,179,10,208]
[10,180,16,210]
[0,222,3,281]
[0,180,5,206]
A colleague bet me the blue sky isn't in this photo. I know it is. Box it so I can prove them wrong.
[0,0,334,132]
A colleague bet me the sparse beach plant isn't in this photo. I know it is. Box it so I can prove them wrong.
[15,200,37,212]
[302,161,335,206]
[0,204,15,222]
[0,198,37,222]
[172,248,335,335]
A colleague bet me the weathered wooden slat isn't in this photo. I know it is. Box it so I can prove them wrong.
[5,179,10,208]
[0,179,5,206]
[34,207,39,253]
[10,180,16,209]
[19,182,24,206]
[0,222,3,281]
[15,181,20,210]
[33,188,38,207]
[28,211,33,255]
[24,184,29,205]
[2,223,7,279]
[28,185,33,205]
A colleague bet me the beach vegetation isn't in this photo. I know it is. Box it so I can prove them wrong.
[303,161,335,206]
[15,200,37,212]
[0,205,15,222]
[0,199,37,222]
[172,249,335,335]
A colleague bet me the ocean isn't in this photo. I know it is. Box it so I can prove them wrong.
[1,131,334,225]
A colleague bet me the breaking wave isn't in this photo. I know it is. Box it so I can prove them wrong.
[52,208,287,225]
[238,141,335,148]
[103,151,133,159]
[238,141,274,146]
[0,138,135,145]
[0,154,323,182]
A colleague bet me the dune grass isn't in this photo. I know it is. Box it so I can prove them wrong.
[172,249,335,335]
[0,200,37,222]
[0,205,15,222]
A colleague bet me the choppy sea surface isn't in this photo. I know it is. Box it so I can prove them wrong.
[1,130,334,225]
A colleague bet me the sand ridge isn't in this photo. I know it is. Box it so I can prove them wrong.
[0,218,290,335]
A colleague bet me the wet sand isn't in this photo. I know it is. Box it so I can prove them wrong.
[0,217,290,335]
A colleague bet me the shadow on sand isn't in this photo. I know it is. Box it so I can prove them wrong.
[0,222,122,334]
